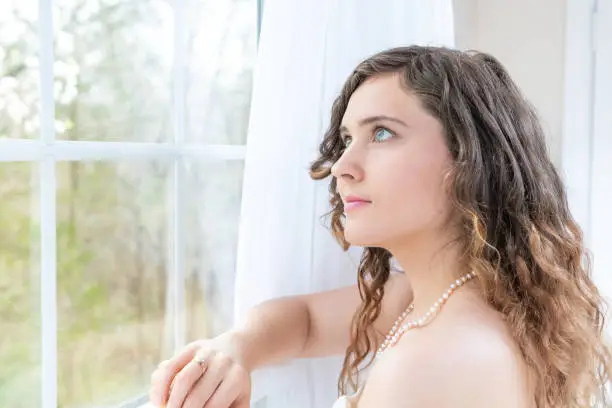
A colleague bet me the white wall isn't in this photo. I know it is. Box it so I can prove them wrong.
[453,0,566,167]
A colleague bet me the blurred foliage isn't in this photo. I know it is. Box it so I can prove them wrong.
[0,0,254,406]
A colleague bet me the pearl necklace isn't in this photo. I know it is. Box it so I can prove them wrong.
[375,272,476,359]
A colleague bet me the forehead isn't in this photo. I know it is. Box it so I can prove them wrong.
[342,73,421,124]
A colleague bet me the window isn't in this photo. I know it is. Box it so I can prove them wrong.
[0,0,258,407]
[590,0,612,311]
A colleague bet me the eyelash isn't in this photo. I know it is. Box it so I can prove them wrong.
[341,126,395,148]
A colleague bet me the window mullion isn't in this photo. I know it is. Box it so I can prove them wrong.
[0,140,246,162]
[257,0,264,44]
[170,0,188,353]
[38,0,58,406]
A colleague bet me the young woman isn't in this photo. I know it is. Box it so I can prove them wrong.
[149,46,612,408]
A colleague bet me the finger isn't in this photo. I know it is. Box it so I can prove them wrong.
[149,360,168,402]
[202,366,244,408]
[149,343,200,406]
[182,354,232,408]
[229,396,251,408]
[166,350,215,408]
[150,359,169,384]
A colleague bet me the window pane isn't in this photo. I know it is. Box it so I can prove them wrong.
[185,160,244,341]
[0,163,41,407]
[53,0,172,142]
[57,161,172,407]
[186,0,257,145]
[0,3,40,139]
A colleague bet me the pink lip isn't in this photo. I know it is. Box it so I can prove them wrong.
[344,200,370,212]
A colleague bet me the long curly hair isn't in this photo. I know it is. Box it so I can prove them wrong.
[309,46,612,407]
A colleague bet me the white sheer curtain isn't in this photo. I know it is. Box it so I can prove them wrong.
[234,0,455,406]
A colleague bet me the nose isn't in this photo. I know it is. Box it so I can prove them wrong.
[331,147,364,183]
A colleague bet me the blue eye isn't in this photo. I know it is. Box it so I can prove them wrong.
[342,136,353,148]
[374,128,393,142]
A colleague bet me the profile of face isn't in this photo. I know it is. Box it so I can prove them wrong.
[331,73,455,249]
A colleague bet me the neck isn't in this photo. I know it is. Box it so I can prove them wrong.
[387,231,470,317]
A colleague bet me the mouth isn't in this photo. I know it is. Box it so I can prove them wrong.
[343,195,372,212]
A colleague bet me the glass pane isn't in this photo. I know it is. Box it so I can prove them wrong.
[186,0,257,144]
[53,0,172,142]
[57,161,172,407]
[185,160,244,341]
[0,163,41,408]
[0,2,40,139]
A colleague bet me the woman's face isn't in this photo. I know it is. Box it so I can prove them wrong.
[332,73,455,249]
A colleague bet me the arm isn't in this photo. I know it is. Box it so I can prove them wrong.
[230,272,413,371]
[149,272,413,406]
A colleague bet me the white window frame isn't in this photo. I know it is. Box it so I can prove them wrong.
[562,0,612,314]
[0,0,262,407]
[589,0,612,306]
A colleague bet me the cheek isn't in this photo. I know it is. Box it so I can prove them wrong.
[379,155,452,228]
[342,144,454,246]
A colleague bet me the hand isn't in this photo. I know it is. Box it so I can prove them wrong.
[149,332,252,408]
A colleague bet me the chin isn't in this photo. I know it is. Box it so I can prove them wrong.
[343,225,387,248]
[344,221,419,251]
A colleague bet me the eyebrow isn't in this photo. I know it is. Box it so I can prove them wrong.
[339,115,408,134]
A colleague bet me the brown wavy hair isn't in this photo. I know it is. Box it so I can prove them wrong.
[309,46,612,407]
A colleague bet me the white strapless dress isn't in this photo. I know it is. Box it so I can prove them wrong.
[331,387,364,408]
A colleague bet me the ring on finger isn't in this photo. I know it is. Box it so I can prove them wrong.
[193,351,211,368]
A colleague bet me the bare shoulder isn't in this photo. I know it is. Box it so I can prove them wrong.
[358,297,534,408]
